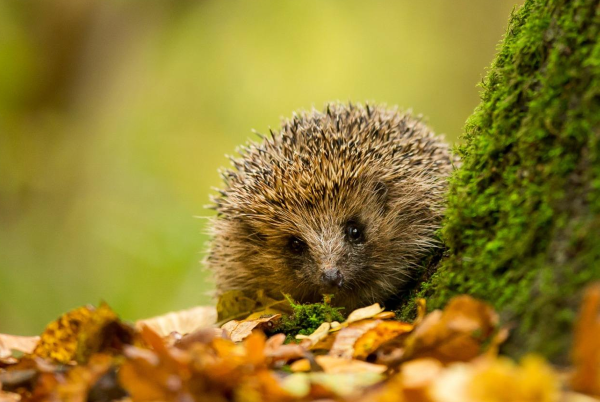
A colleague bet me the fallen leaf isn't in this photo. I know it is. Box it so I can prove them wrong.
[217,290,258,322]
[74,303,136,364]
[0,391,20,402]
[32,303,135,365]
[0,334,39,359]
[57,354,117,402]
[264,334,305,365]
[119,327,193,402]
[290,358,311,372]
[136,306,217,337]
[309,372,385,397]
[217,290,292,323]
[401,358,444,402]
[297,322,330,348]
[329,320,379,359]
[403,295,498,363]
[467,355,559,402]
[174,327,226,350]
[429,363,473,402]
[353,321,414,360]
[345,303,385,325]
[373,311,396,320]
[315,355,387,374]
[571,283,600,396]
[221,314,281,342]
[33,305,95,363]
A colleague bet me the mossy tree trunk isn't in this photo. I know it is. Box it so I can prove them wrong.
[407,0,600,362]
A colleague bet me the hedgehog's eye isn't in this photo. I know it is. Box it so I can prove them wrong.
[345,220,365,244]
[287,236,307,255]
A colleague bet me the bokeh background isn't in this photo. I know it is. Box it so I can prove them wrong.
[0,0,522,335]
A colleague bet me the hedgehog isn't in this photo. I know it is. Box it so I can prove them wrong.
[206,102,454,311]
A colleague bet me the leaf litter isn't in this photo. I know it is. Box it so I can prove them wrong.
[0,286,599,401]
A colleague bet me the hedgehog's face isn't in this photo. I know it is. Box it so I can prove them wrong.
[283,217,368,293]
[264,179,413,306]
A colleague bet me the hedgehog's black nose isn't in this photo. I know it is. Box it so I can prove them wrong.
[321,268,344,288]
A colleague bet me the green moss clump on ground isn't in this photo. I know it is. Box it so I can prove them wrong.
[272,295,345,342]
[407,0,600,362]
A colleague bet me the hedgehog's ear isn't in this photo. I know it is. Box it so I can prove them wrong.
[373,181,389,206]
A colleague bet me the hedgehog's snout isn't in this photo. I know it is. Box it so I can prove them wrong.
[320,267,344,288]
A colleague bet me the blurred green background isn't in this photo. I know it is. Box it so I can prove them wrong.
[0,0,521,335]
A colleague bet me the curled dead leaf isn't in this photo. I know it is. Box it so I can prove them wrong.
[136,306,217,337]
[403,295,499,364]
[345,303,385,325]
[0,334,39,359]
[221,314,281,343]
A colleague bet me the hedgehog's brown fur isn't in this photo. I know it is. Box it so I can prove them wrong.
[207,102,454,311]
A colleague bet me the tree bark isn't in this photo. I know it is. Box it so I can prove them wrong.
[402,0,600,363]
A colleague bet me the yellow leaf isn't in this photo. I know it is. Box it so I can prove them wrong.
[33,305,95,363]
[290,358,311,372]
[467,355,560,402]
[33,303,135,364]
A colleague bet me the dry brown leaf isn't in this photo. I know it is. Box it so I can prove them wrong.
[0,334,39,359]
[174,327,226,350]
[0,391,20,402]
[373,311,396,320]
[329,320,379,359]
[120,326,193,402]
[353,321,414,360]
[221,314,281,343]
[135,306,217,337]
[403,295,498,363]
[571,283,600,396]
[264,334,305,365]
[315,355,387,374]
[345,303,385,324]
[401,358,444,402]
[57,354,116,401]
[296,322,331,350]
[74,303,136,364]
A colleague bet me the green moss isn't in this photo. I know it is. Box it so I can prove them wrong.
[407,0,600,362]
[271,295,345,341]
